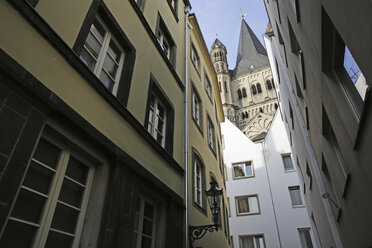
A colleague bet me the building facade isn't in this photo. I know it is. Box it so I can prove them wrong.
[223,113,318,248]
[0,0,190,247]
[187,14,230,248]
[210,20,278,142]
[264,0,372,247]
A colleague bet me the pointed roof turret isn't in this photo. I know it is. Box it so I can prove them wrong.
[210,38,226,51]
[231,19,269,77]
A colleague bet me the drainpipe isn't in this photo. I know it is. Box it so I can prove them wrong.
[184,5,191,248]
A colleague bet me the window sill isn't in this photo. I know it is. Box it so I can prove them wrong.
[292,205,305,208]
[236,212,260,217]
[233,175,255,180]
[284,169,296,173]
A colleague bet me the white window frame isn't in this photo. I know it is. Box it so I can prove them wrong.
[298,228,314,248]
[232,161,254,179]
[192,90,201,127]
[239,234,266,248]
[207,118,215,150]
[157,29,171,59]
[282,154,295,172]
[289,186,304,207]
[205,75,212,98]
[81,17,125,95]
[194,159,203,207]
[4,136,95,248]
[235,195,260,216]
[191,45,199,71]
[147,94,167,148]
[134,197,157,248]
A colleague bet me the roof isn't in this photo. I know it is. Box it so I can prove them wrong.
[231,19,269,77]
[210,38,226,50]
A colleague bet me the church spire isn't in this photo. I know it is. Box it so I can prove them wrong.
[231,19,269,77]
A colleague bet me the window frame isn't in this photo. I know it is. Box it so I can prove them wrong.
[239,234,266,248]
[192,149,207,213]
[191,85,203,131]
[288,186,304,207]
[205,74,213,101]
[232,161,255,179]
[73,4,136,106]
[235,195,261,216]
[145,76,175,154]
[134,196,157,248]
[191,43,200,72]
[282,154,295,172]
[298,228,314,248]
[207,116,215,152]
[166,0,179,21]
[155,13,177,66]
[1,135,96,248]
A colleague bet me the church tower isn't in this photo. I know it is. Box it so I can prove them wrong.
[210,39,236,123]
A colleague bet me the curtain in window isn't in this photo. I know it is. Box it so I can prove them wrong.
[249,196,259,213]
[234,165,245,177]
[241,236,254,248]
[237,198,249,213]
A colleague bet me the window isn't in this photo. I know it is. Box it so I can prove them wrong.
[282,154,294,172]
[240,235,265,248]
[236,195,260,215]
[321,7,366,119]
[289,101,294,129]
[156,15,176,64]
[251,85,257,95]
[193,155,204,207]
[145,79,174,153]
[207,117,215,151]
[205,75,212,99]
[289,186,303,207]
[242,88,247,97]
[80,17,125,95]
[306,162,313,190]
[192,87,202,127]
[276,23,288,67]
[237,89,242,100]
[218,81,222,92]
[134,0,146,11]
[191,44,200,71]
[233,162,254,179]
[298,229,314,248]
[0,137,94,248]
[224,81,229,93]
[167,0,178,19]
[266,80,273,90]
[257,83,262,93]
[134,197,156,248]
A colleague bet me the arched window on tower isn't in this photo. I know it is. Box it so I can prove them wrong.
[224,81,228,93]
[216,64,219,72]
[275,103,278,110]
[272,78,275,88]
[251,85,257,95]
[257,83,262,93]
[237,89,242,99]
[266,80,273,90]
[245,111,248,118]
[259,107,263,113]
[214,53,217,58]
[218,81,222,92]
[242,88,247,97]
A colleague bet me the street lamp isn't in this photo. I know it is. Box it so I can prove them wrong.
[189,181,223,244]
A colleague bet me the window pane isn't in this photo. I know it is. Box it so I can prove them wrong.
[91,20,105,43]
[245,163,253,176]
[12,188,47,224]
[144,202,154,219]
[80,49,96,71]
[249,196,259,213]
[33,139,61,169]
[45,230,74,248]
[65,157,89,185]
[23,161,55,195]
[141,236,152,248]
[107,40,121,63]
[142,219,153,236]
[289,187,303,206]
[343,46,366,100]
[99,70,114,91]
[233,164,245,178]
[103,53,119,79]
[51,203,79,234]
[237,198,249,213]
[282,155,294,171]
[59,178,85,208]
[85,32,102,59]
[241,236,254,248]
[299,229,313,248]
[0,220,38,248]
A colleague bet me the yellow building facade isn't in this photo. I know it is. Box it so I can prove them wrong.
[187,14,231,248]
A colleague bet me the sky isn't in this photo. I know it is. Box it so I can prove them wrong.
[190,0,269,70]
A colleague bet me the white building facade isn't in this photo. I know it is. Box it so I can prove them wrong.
[222,113,318,248]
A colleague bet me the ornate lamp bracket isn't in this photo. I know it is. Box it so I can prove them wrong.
[189,224,220,243]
